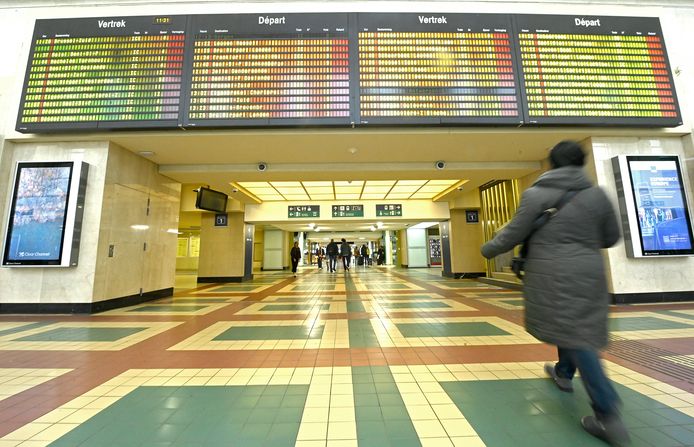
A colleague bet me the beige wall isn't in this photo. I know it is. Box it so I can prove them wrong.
[449,209,486,274]
[198,211,246,278]
[92,143,180,301]
[398,229,408,266]
[253,226,264,271]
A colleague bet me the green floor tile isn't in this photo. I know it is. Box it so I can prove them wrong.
[609,316,694,331]
[395,321,510,337]
[348,319,380,348]
[17,327,147,342]
[347,301,366,312]
[214,325,324,341]
[500,299,525,307]
[440,378,694,447]
[212,285,262,292]
[48,385,309,447]
[0,321,54,338]
[381,301,451,309]
[171,298,231,303]
[128,305,208,312]
[258,304,329,312]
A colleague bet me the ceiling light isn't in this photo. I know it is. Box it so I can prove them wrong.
[308,223,315,229]
[315,227,321,232]
[130,224,150,231]
[138,151,155,157]
[376,222,384,228]
[370,226,376,231]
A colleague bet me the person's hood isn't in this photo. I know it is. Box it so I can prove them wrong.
[533,165,592,191]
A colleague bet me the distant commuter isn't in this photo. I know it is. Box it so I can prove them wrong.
[326,239,338,273]
[315,244,325,270]
[290,241,301,278]
[340,238,351,271]
[360,244,369,267]
[481,141,627,445]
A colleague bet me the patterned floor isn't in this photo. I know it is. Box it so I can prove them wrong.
[1,266,694,446]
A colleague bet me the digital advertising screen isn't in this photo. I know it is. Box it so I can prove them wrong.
[515,15,682,126]
[16,15,186,132]
[2,161,89,267]
[626,156,694,255]
[184,13,351,127]
[356,13,522,125]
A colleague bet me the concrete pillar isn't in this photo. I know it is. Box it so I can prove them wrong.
[448,208,486,278]
[197,212,247,282]
[384,230,393,265]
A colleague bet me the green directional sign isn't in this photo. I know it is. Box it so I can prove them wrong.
[376,204,402,217]
[332,204,363,218]
[288,205,319,218]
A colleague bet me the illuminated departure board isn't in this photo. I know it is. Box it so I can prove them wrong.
[185,14,351,127]
[515,15,682,126]
[357,13,522,125]
[16,16,186,132]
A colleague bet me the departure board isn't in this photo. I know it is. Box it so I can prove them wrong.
[515,15,682,126]
[16,16,186,132]
[185,14,351,127]
[356,13,522,125]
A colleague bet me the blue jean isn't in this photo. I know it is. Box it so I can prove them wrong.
[554,347,620,417]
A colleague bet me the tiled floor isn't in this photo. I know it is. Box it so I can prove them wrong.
[1,267,694,446]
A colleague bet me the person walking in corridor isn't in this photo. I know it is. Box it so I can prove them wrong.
[290,241,301,277]
[315,244,325,270]
[480,141,628,446]
[326,239,338,272]
[340,238,351,271]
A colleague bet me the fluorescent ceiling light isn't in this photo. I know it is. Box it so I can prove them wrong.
[397,180,427,186]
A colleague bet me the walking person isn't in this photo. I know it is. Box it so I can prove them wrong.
[326,239,338,273]
[360,243,369,267]
[340,238,351,271]
[315,244,325,270]
[480,141,628,446]
[290,241,301,277]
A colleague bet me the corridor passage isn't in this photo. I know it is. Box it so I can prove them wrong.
[1,267,694,446]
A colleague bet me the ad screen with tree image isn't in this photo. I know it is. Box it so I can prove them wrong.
[3,162,77,266]
[627,156,694,255]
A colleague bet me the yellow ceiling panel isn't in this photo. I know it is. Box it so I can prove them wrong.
[305,187,334,195]
[275,188,306,195]
[389,185,420,194]
[334,181,364,187]
[244,187,277,194]
[362,186,392,194]
[238,181,271,188]
[257,195,283,201]
[426,180,458,186]
[310,194,334,200]
[365,180,395,187]
[411,192,438,199]
[302,181,333,187]
[334,186,362,194]
[283,195,310,200]
[335,193,360,199]
[418,185,446,193]
[396,180,427,186]
[361,193,387,199]
[385,193,412,199]
[270,181,303,188]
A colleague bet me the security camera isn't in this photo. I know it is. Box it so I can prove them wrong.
[231,188,239,193]
[435,160,446,170]
[257,162,268,172]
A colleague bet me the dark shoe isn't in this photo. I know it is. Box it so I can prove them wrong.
[581,415,630,446]
[544,363,573,392]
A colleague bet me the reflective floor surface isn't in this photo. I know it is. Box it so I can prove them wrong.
[1,266,693,446]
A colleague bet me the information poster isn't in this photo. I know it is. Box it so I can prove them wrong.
[3,164,72,263]
[16,16,186,132]
[356,13,522,124]
[627,157,693,254]
[185,13,351,127]
[514,14,682,126]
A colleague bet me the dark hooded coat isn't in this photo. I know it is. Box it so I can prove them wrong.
[481,166,620,349]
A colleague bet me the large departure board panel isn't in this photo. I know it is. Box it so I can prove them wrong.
[356,13,522,125]
[515,15,682,126]
[16,16,186,132]
[185,14,351,127]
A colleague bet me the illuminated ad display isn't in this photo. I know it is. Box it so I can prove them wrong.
[514,15,682,126]
[2,161,89,267]
[356,13,522,124]
[185,13,351,127]
[16,16,186,132]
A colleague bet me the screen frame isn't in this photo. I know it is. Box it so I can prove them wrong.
[2,161,89,267]
[612,154,694,257]
[195,187,228,213]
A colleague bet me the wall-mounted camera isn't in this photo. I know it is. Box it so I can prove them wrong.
[231,188,239,193]
[257,162,268,172]
[435,160,446,170]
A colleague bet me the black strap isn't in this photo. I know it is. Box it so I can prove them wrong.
[519,189,580,257]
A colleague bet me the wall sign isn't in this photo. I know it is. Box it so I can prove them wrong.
[376,204,402,217]
[332,204,364,217]
[288,205,320,218]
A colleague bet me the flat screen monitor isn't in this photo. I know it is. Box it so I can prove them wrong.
[2,161,89,267]
[612,155,694,257]
[195,187,228,213]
